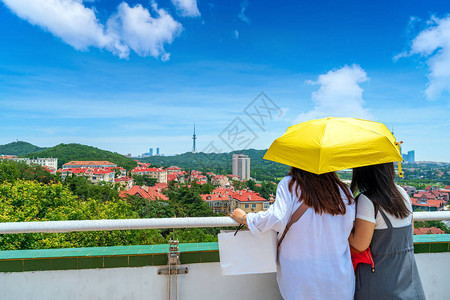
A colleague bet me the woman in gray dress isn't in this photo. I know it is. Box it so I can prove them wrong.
[349,162,425,299]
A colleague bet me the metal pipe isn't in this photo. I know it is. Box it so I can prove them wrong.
[0,212,449,234]
[413,211,450,221]
[0,217,240,234]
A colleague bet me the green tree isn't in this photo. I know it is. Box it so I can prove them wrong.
[132,174,157,187]
[258,182,277,200]
[245,179,256,191]
[63,175,119,202]
[126,195,174,218]
[0,180,165,250]
[200,183,214,194]
[231,179,245,191]
[0,160,59,184]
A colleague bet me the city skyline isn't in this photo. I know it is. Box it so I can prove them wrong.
[0,0,449,161]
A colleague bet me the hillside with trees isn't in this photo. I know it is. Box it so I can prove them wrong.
[23,143,137,170]
[140,149,289,181]
[0,141,47,156]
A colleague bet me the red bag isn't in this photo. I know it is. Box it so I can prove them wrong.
[351,194,375,273]
[351,247,375,273]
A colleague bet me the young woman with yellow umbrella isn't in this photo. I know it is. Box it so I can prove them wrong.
[230,117,417,300]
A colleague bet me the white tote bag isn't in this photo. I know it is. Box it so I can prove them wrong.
[218,229,277,275]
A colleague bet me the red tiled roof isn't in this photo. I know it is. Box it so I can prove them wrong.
[411,198,444,208]
[58,167,115,175]
[120,185,168,200]
[414,227,444,235]
[167,174,178,182]
[114,176,133,182]
[232,190,267,202]
[146,188,168,200]
[153,183,167,189]
[212,187,233,195]
[63,161,116,166]
[201,194,230,201]
[413,191,437,200]
[167,166,182,170]
[131,167,166,173]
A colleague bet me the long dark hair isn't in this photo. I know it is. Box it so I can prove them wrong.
[288,167,353,215]
[350,162,410,219]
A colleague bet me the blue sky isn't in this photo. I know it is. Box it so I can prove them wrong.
[0,0,449,161]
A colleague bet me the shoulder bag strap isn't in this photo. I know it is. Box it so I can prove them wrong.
[277,202,308,250]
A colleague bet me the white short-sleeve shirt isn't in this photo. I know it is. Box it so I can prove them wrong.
[356,185,413,229]
[246,176,355,300]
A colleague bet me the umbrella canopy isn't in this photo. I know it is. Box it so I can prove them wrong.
[264,117,403,174]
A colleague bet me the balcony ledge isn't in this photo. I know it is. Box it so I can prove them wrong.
[0,234,448,273]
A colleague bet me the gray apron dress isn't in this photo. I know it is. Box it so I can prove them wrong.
[354,209,426,300]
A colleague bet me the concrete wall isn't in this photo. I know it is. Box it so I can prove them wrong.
[0,263,282,300]
[0,253,447,300]
[415,253,450,300]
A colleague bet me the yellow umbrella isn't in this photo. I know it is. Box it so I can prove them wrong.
[264,117,403,176]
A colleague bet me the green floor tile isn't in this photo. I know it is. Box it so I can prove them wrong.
[0,260,23,272]
[87,250,110,257]
[180,252,201,264]
[6,251,38,259]
[104,256,128,268]
[201,251,220,263]
[152,254,168,266]
[129,255,153,267]
[51,258,77,270]
[35,251,64,258]
[78,257,103,269]
[430,243,449,253]
[24,259,51,272]
[113,249,140,255]
[414,243,431,253]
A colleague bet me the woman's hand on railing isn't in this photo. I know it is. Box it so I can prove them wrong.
[230,208,247,225]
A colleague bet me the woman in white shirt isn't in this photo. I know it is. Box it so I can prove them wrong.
[230,167,355,300]
[349,162,425,299]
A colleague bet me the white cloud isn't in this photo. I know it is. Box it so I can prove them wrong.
[107,2,182,59]
[234,29,239,39]
[1,0,182,60]
[238,0,249,23]
[170,0,200,17]
[395,15,450,100]
[295,65,371,123]
[1,0,112,50]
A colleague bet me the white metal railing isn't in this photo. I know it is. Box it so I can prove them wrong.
[0,212,449,234]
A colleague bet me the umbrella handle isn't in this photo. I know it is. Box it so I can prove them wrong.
[398,161,404,178]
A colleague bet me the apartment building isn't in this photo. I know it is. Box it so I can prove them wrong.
[9,157,58,171]
[131,167,168,183]
[232,154,250,181]
[63,161,117,169]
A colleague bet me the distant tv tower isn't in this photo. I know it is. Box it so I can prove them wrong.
[192,124,197,153]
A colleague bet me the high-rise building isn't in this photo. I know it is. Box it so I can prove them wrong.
[402,150,415,163]
[156,148,160,155]
[408,150,415,163]
[232,154,250,181]
[149,148,153,156]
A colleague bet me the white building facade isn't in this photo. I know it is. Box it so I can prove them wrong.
[10,157,58,171]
